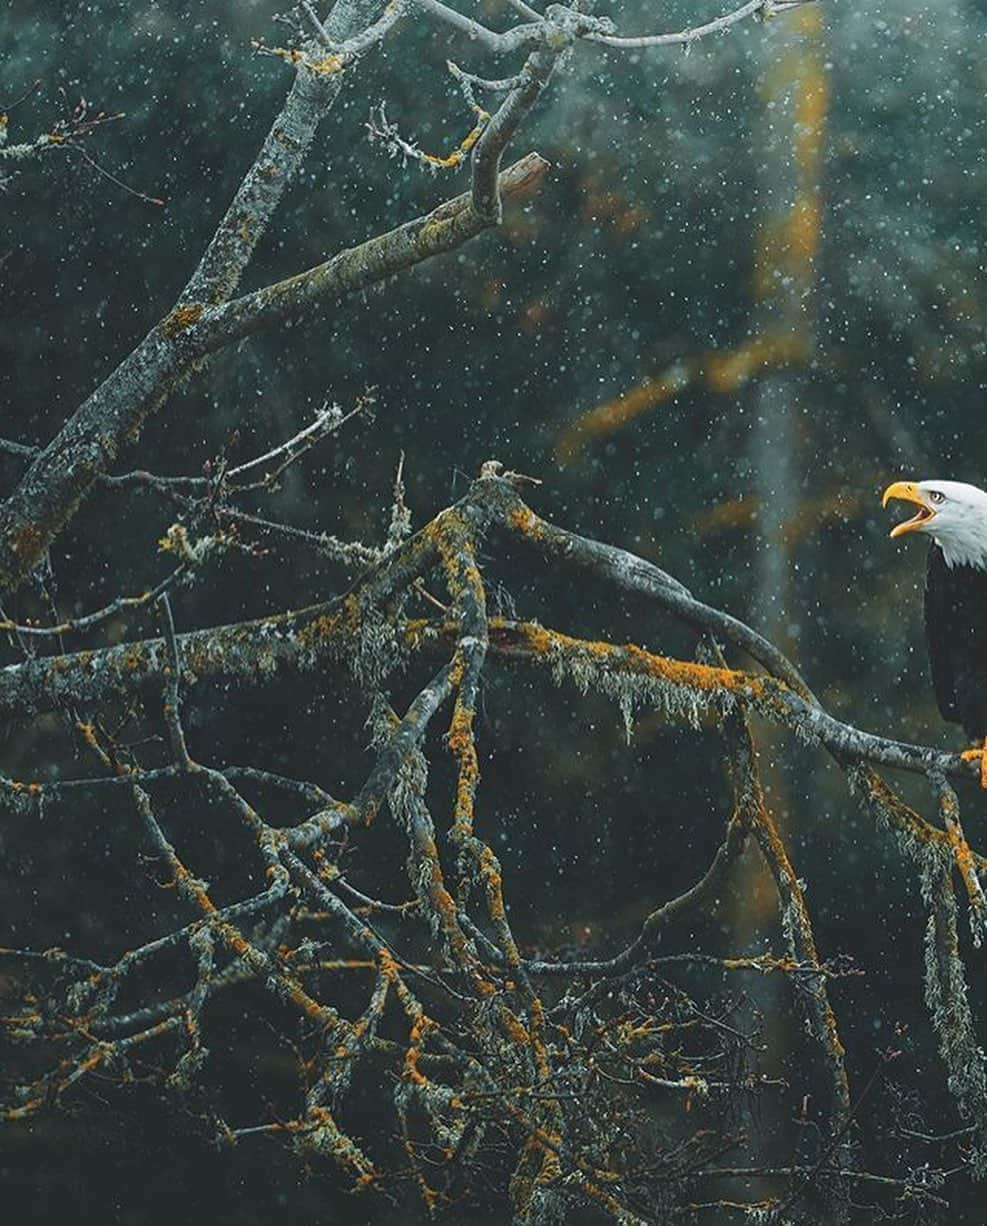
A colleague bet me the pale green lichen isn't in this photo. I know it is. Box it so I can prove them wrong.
[920,850,987,1141]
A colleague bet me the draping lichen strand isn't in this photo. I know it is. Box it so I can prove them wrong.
[3,470,986,1220]
[918,850,987,1159]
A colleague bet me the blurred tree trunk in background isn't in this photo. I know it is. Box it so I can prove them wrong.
[735,6,829,1154]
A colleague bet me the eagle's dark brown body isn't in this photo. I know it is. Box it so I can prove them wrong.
[925,543,987,740]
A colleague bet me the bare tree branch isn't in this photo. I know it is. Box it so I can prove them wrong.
[0,154,546,599]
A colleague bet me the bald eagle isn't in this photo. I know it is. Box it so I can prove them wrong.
[883,480,987,786]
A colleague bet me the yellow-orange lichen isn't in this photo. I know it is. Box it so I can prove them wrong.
[296,595,360,648]
[862,769,954,854]
[506,505,544,540]
[504,619,763,701]
[420,108,490,170]
[5,779,43,794]
[307,53,343,74]
[499,1007,531,1047]
[479,846,506,922]
[402,1013,436,1086]
[377,948,400,981]
[448,702,480,833]
[161,303,204,338]
[942,804,987,924]
[265,45,342,74]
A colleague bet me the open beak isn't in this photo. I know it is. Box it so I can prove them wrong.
[882,481,936,538]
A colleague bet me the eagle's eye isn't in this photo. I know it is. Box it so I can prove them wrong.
[929,490,946,504]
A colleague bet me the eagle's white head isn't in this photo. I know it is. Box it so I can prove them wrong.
[883,479,987,569]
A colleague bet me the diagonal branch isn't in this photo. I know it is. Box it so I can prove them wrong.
[200,152,547,350]
[0,153,547,601]
[182,62,342,308]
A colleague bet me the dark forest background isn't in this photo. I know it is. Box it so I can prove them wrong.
[3,0,987,1221]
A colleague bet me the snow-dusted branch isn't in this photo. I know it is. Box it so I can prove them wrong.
[0,152,547,599]
[413,0,545,54]
[414,0,803,57]
[0,473,975,793]
[589,0,807,50]
[470,49,561,220]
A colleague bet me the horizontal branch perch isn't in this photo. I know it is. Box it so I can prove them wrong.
[2,610,978,813]
[0,473,975,793]
[441,618,979,786]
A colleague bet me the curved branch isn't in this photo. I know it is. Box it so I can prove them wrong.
[589,0,798,50]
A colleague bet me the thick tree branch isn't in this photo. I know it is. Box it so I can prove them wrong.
[199,152,548,349]
[0,479,976,797]
[0,154,546,600]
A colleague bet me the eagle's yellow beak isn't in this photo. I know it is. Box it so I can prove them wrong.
[882,481,936,538]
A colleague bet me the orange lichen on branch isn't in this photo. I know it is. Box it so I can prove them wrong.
[403,1013,437,1086]
[415,1172,442,1214]
[1,779,43,795]
[416,832,485,979]
[528,996,553,1084]
[447,702,480,835]
[489,618,759,699]
[295,593,360,648]
[260,44,343,75]
[859,769,958,856]
[293,1106,376,1183]
[420,107,490,170]
[1,1093,47,1122]
[377,947,401,981]
[76,719,122,775]
[306,53,343,75]
[939,788,987,934]
[720,953,803,974]
[478,845,506,923]
[499,1006,532,1047]
[161,303,204,338]
[505,504,544,541]
[140,801,346,1033]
